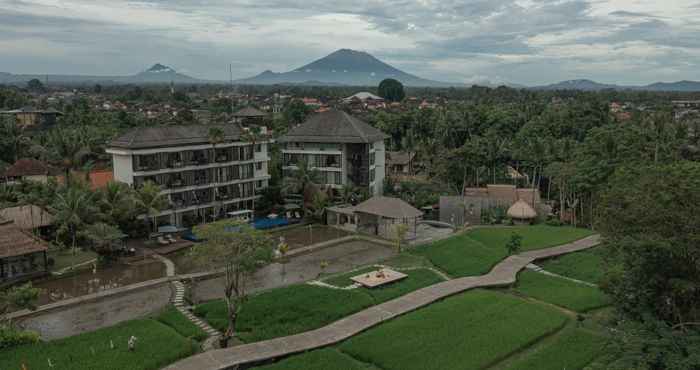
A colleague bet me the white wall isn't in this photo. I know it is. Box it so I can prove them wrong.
[112,154,134,185]
[372,140,386,196]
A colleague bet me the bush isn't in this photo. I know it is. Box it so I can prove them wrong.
[0,325,39,349]
[546,218,565,227]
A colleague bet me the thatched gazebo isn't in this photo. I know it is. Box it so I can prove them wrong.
[507,200,537,224]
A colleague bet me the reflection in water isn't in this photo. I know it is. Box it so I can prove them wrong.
[34,260,166,305]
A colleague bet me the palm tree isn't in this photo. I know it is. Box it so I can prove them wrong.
[99,181,136,226]
[53,186,97,254]
[134,181,168,234]
[0,116,30,163]
[282,158,321,196]
[47,127,92,184]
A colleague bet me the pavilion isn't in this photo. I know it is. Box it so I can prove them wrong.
[351,196,423,240]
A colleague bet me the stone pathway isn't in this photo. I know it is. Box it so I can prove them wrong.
[163,234,601,370]
[156,253,223,351]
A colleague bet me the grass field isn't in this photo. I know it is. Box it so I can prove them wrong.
[514,271,611,312]
[48,248,98,271]
[339,290,568,370]
[155,306,208,342]
[501,327,607,370]
[256,348,378,370]
[539,248,606,283]
[195,268,445,343]
[411,225,594,278]
[467,225,594,252]
[0,319,198,370]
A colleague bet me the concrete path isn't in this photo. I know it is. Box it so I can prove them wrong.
[164,235,601,370]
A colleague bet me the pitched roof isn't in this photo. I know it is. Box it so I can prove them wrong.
[279,110,388,144]
[108,124,242,150]
[3,159,57,177]
[344,92,383,102]
[0,205,54,229]
[233,106,267,117]
[353,196,422,219]
[0,220,48,259]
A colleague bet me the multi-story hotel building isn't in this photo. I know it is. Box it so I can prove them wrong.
[279,110,388,196]
[106,125,271,227]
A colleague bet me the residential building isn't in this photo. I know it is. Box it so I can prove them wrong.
[2,158,58,184]
[0,106,62,130]
[279,110,388,196]
[386,151,415,176]
[106,125,271,228]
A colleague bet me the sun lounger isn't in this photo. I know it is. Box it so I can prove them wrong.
[167,234,177,243]
[157,236,170,245]
[286,212,293,219]
[294,211,301,219]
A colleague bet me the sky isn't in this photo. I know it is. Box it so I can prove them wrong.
[1,0,700,86]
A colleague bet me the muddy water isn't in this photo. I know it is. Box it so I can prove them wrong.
[33,260,166,306]
[269,225,351,249]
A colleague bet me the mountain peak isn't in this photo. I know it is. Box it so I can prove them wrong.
[146,63,175,73]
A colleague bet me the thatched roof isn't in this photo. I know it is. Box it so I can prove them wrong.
[0,220,48,259]
[279,110,388,144]
[0,205,54,229]
[354,196,422,219]
[507,200,537,219]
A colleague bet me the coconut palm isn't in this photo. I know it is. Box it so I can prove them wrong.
[46,127,92,183]
[53,185,98,253]
[134,181,168,234]
[282,158,321,196]
[0,116,30,163]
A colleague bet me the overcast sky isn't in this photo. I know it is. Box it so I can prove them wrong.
[2,0,700,86]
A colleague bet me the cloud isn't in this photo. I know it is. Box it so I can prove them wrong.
[0,0,699,85]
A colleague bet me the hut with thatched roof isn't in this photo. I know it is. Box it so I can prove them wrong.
[507,200,537,224]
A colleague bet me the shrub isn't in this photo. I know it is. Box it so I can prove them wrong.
[0,325,39,349]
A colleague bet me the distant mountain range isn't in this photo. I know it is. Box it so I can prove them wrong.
[533,79,700,92]
[0,64,204,85]
[236,49,456,87]
[2,52,700,91]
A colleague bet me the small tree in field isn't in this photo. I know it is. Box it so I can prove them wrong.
[505,232,523,255]
[193,220,273,346]
[393,223,409,253]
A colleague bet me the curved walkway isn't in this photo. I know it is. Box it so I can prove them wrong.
[164,234,601,370]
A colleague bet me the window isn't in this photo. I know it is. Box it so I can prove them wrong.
[370,151,375,166]
[255,144,262,152]
[256,162,263,170]
[370,168,375,183]
[256,180,263,188]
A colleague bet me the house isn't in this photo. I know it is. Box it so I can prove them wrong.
[326,196,423,239]
[232,106,267,126]
[279,110,388,196]
[2,158,58,184]
[386,151,415,176]
[343,92,384,103]
[106,124,272,228]
[0,218,49,284]
[0,106,62,130]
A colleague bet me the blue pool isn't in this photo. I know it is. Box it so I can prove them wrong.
[181,218,291,241]
[253,218,290,230]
